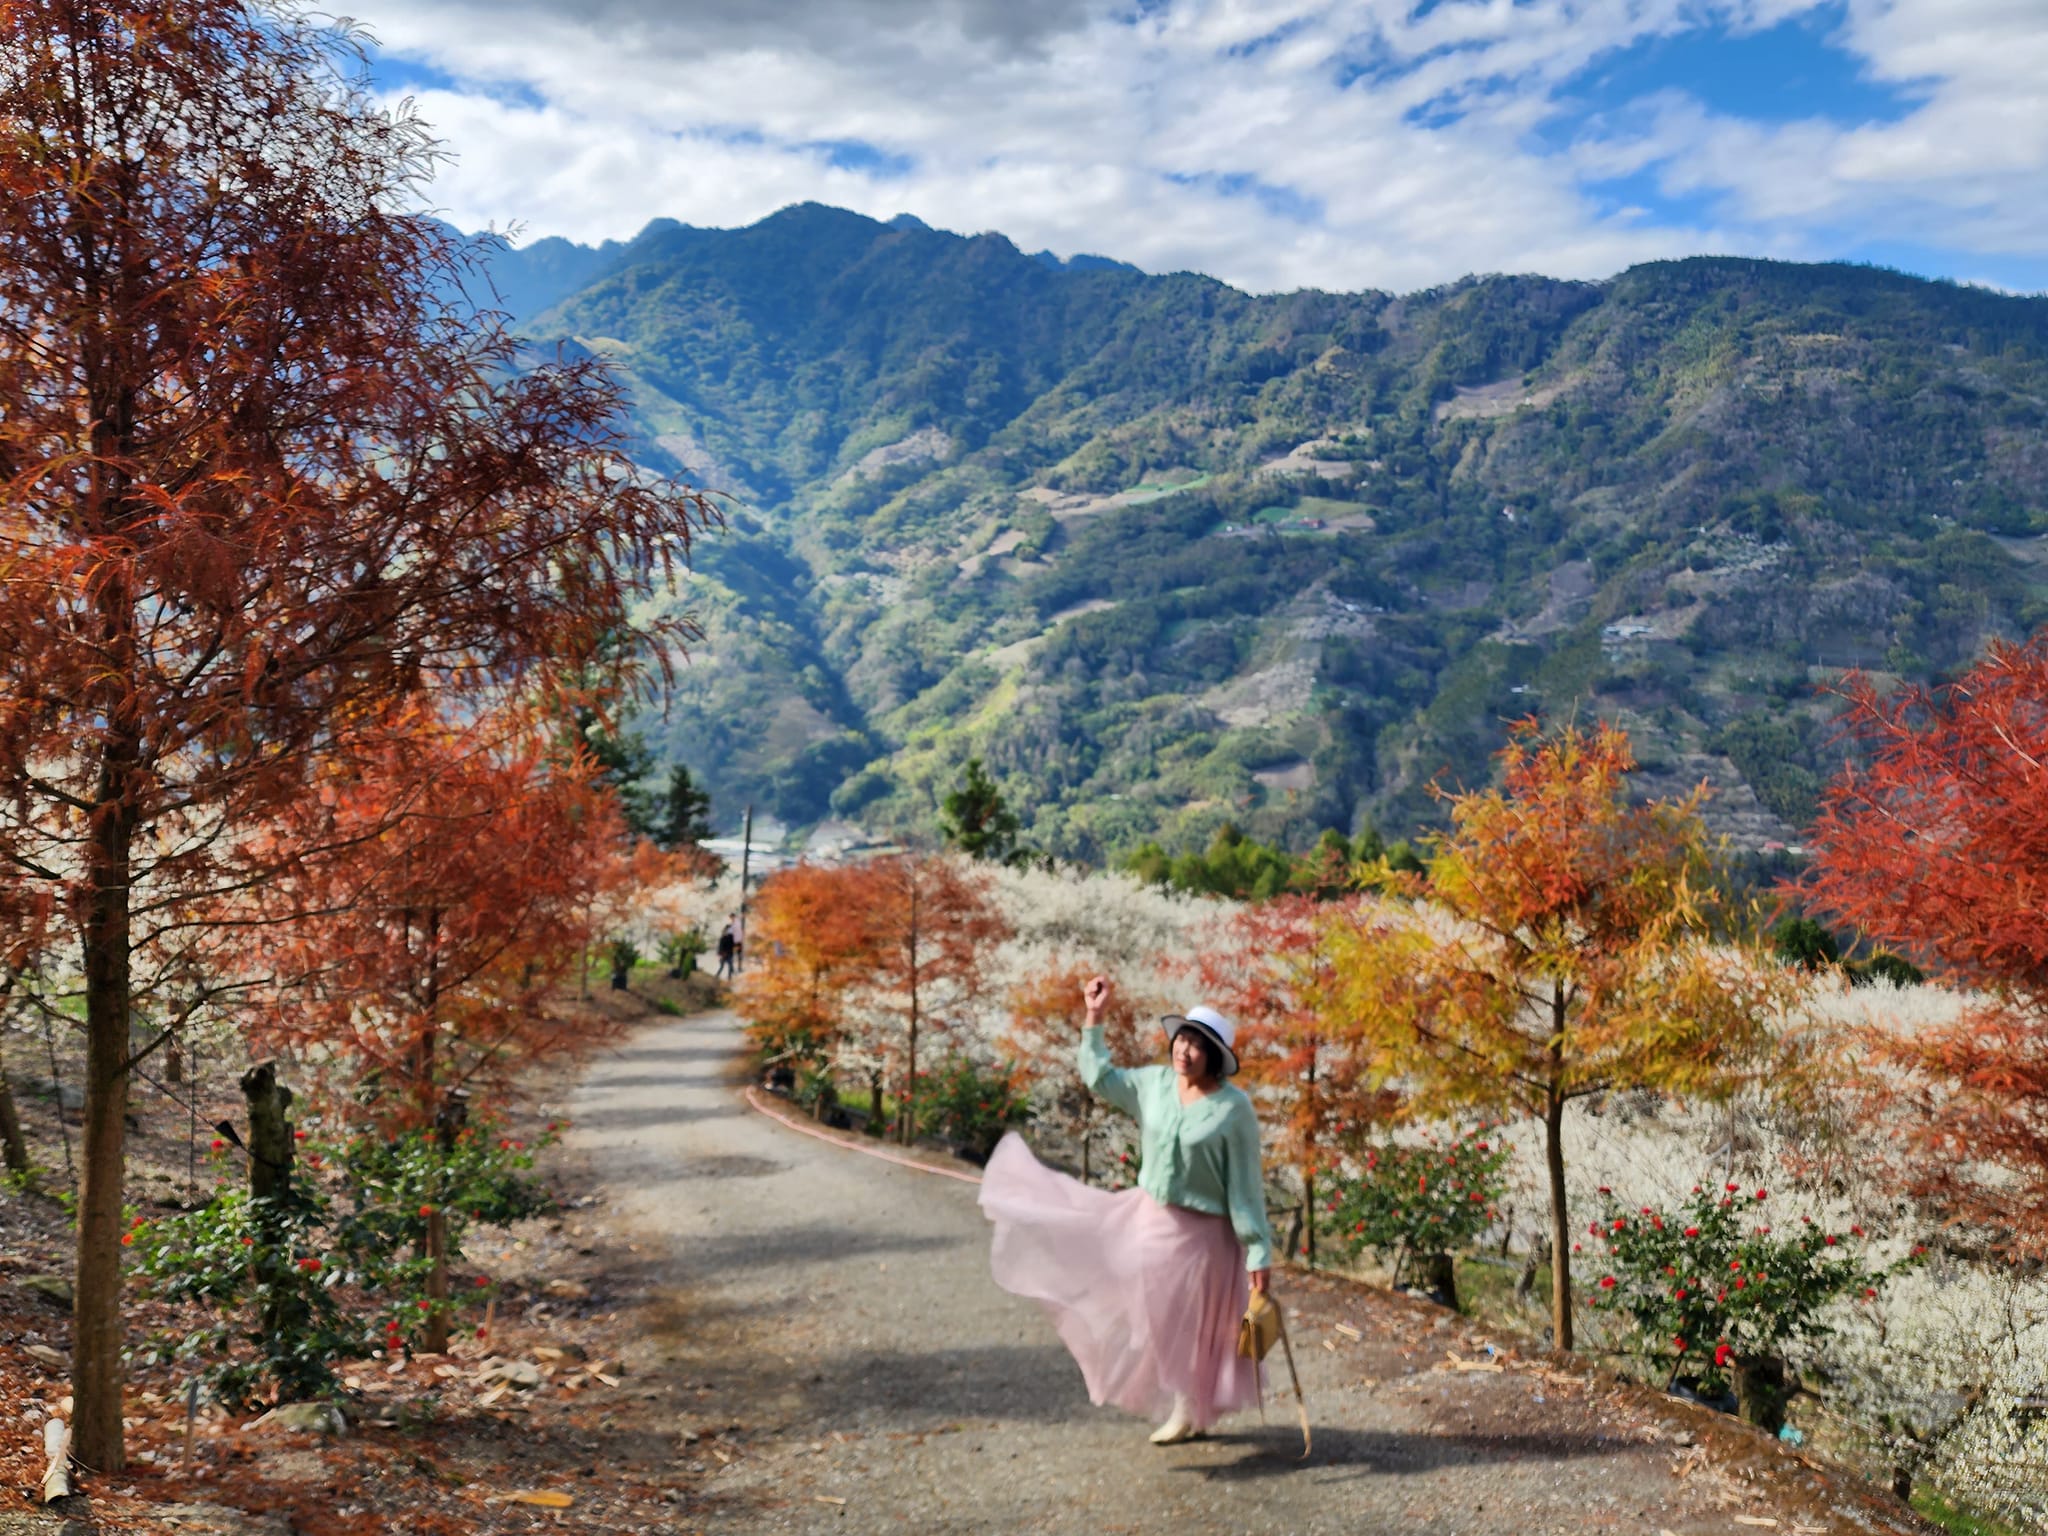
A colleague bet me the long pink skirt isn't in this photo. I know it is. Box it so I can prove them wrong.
[979,1133,1261,1430]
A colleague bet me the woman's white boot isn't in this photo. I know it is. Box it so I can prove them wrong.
[1149,1397,1199,1444]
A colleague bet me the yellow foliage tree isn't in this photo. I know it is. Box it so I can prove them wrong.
[1323,721,1785,1350]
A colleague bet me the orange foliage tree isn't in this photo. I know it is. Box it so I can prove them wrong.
[1798,634,2048,1253]
[1202,895,1393,1266]
[246,704,629,1346]
[1003,961,1151,1184]
[734,863,879,1069]
[1324,722,1784,1350]
[250,706,625,1120]
[851,855,1012,1144]
[0,0,709,1464]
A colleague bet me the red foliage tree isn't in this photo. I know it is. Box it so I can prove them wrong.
[0,0,709,1465]
[248,702,627,1346]
[848,855,1012,1144]
[1202,894,1394,1265]
[734,863,880,1067]
[1799,634,2048,1252]
[251,704,624,1119]
[1003,961,1151,1184]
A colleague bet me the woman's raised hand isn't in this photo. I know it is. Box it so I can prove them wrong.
[1082,974,1112,1021]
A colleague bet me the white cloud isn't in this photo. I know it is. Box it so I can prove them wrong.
[352,0,2048,293]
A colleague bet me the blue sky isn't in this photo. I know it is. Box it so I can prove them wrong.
[349,0,2048,295]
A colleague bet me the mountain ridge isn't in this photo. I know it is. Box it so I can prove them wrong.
[479,205,2048,860]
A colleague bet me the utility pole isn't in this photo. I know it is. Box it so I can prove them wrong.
[737,803,753,973]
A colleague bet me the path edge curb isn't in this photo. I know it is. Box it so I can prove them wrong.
[742,1087,985,1186]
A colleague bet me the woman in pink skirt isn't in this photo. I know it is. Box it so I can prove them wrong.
[980,975,1276,1444]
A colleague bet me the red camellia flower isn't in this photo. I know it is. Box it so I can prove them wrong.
[475,1276,490,1288]
[1912,1244,1927,1257]
[1726,1182,1739,1192]
[1598,1276,1616,1289]
[1673,1337,1686,1352]
[1572,1243,1582,1253]
[209,1138,225,1151]
[417,1299,430,1310]
[1598,1185,1611,1194]
[1612,1218,1626,1231]
[1664,1265,1676,1275]
[120,1233,133,1246]
[1714,1342,1732,1368]
[1675,1288,1687,1299]
[294,1130,308,1141]
[1824,1234,1838,1245]
[1640,1206,1652,1216]
[1652,1217,1664,1230]
[298,1257,319,1272]
[1864,1287,1877,1299]
[1729,1259,1742,1270]
[1850,1225,1864,1237]
[1684,1226,1699,1237]
[418,1204,434,1217]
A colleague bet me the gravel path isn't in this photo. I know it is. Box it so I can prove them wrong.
[569,1009,1929,1536]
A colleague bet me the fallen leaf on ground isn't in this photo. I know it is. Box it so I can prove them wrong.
[503,1489,574,1508]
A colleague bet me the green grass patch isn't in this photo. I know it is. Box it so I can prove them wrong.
[1911,1490,2026,1536]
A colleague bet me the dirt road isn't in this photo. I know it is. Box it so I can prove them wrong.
[569,1009,1926,1535]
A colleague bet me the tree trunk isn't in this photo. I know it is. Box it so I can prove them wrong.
[1735,1355,1790,1434]
[421,1094,467,1353]
[868,1070,884,1136]
[1303,1166,1317,1268]
[1415,1250,1458,1309]
[1545,977,1574,1354]
[74,805,137,1472]
[1545,1089,1572,1352]
[239,1061,295,1205]
[0,1043,27,1178]
[901,877,920,1146]
[240,1062,298,1361]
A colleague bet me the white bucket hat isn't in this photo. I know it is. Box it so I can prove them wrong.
[1162,1004,1239,1077]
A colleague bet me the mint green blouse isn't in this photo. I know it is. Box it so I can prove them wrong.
[1078,1026,1276,1271]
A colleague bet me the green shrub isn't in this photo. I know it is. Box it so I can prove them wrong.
[130,1189,362,1406]
[1323,1126,1513,1279]
[131,1117,558,1406]
[915,1055,1033,1161]
[1584,1183,1920,1396]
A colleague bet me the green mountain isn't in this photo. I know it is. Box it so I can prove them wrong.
[490,205,2048,861]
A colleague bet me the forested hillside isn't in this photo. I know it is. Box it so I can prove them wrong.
[488,205,2048,861]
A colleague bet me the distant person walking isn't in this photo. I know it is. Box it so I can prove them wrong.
[979,976,1275,1445]
[715,917,738,980]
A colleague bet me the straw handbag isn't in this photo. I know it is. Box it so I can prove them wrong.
[1237,1289,1311,1458]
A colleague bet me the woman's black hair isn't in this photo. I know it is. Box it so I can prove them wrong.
[1172,1025,1225,1080]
